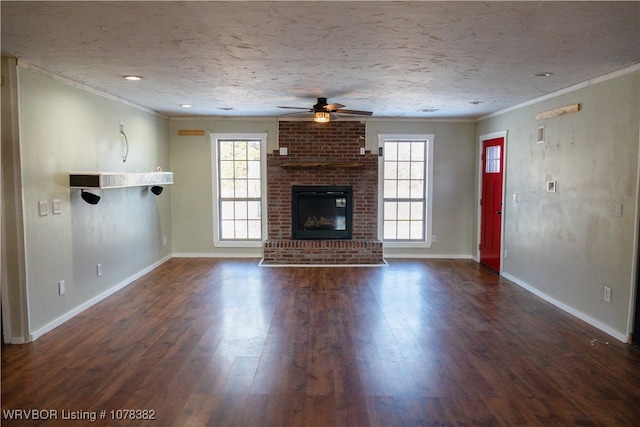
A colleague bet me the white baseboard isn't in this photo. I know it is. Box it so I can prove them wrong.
[172,252,261,258]
[30,255,172,341]
[501,272,628,343]
[383,253,473,259]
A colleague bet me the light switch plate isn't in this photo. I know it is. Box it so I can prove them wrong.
[38,200,49,216]
[52,199,61,214]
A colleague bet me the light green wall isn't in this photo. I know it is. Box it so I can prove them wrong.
[169,118,477,258]
[367,120,477,257]
[477,70,640,340]
[16,66,171,336]
[168,119,278,257]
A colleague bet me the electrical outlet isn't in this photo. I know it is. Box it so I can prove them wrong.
[59,280,65,296]
[604,286,611,303]
[279,147,288,156]
[97,263,102,277]
[431,234,437,243]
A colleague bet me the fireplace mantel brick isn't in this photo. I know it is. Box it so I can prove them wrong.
[264,121,384,265]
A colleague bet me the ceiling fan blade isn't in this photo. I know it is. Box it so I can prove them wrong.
[325,103,345,111]
[280,111,313,117]
[277,106,312,110]
[335,108,373,116]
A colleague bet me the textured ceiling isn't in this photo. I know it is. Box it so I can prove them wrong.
[2,1,639,119]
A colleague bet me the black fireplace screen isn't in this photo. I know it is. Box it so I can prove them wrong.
[292,185,353,239]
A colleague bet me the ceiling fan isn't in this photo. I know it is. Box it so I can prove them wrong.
[278,97,373,122]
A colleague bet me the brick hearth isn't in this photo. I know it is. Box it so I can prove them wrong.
[263,121,384,264]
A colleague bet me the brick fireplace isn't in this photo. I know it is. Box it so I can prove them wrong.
[263,121,384,264]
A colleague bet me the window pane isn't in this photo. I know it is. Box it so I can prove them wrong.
[385,142,398,160]
[396,221,410,239]
[410,162,424,180]
[234,180,248,198]
[485,146,501,173]
[410,202,423,220]
[247,161,261,179]
[248,220,262,239]
[384,221,397,239]
[411,142,425,161]
[221,201,235,220]
[397,181,411,198]
[397,202,411,220]
[234,221,248,239]
[219,160,234,179]
[397,162,411,180]
[235,201,248,220]
[397,143,411,161]
[384,162,397,179]
[234,141,247,160]
[247,201,261,219]
[247,141,261,160]
[235,162,247,179]
[219,141,234,160]
[221,220,235,239]
[410,181,424,199]
[384,201,397,220]
[247,180,261,198]
[384,180,397,198]
[220,179,235,198]
[409,221,424,239]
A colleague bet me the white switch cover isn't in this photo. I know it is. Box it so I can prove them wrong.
[59,280,65,296]
[38,200,49,216]
[52,199,61,214]
[279,147,288,155]
[615,204,623,217]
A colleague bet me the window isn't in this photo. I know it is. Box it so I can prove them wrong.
[212,133,267,247]
[378,134,434,247]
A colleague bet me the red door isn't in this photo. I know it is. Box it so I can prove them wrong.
[480,138,504,271]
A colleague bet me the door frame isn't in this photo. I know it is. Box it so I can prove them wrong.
[476,131,508,272]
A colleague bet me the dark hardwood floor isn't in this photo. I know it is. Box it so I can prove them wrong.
[3,258,640,426]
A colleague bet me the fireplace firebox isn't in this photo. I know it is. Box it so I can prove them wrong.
[292,185,352,240]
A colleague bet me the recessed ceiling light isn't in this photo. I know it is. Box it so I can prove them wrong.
[180,104,192,108]
[218,107,234,111]
[420,108,439,113]
[533,72,553,77]
[124,75,142,81]
[469,101,484,105]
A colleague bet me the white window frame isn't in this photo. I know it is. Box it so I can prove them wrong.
[211,133,267,248]
[377,134,434,248]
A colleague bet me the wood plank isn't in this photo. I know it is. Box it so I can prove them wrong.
[535,103,580,120]
[3,258,640,426]
[177,129,205,136]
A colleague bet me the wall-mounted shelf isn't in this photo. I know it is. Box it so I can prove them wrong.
[279,162,364,170]
[69,172,174,189]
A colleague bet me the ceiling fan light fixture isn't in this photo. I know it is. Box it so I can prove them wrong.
[314,111,330,123]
